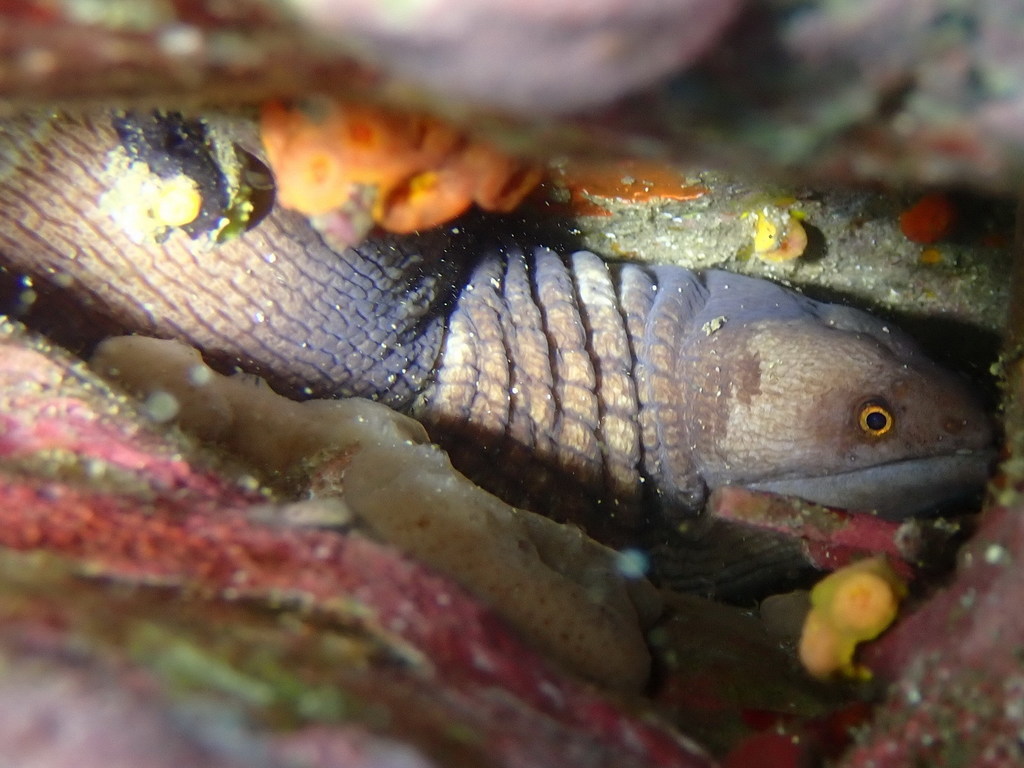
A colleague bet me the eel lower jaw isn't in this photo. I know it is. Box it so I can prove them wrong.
[745,449,996,519]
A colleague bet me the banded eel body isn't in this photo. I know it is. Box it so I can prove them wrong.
[0,111,993,594]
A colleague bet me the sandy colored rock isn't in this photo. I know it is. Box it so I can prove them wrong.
[92,335,661,690]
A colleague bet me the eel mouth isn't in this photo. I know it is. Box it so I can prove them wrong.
[746,449,996,519]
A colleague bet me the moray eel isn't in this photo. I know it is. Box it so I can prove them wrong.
[0,111,994,595]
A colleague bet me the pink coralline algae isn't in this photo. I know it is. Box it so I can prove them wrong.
[0,329,712,768]
[836,498,1024,767]
[708,486,931,580]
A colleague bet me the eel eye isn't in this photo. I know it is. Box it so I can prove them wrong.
[858,400,894,437]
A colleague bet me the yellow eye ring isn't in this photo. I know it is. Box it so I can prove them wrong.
[858,402,894,437]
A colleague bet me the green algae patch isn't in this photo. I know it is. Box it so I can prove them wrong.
[0,547,393,731]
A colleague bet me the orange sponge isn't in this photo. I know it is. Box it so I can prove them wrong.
[799,556,906,680]
[260,100,541,233]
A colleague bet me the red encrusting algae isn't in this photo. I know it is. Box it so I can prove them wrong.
[546,158,707,217]
[899,192,957,244]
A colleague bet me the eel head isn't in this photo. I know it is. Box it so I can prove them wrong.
[684,291,994,518]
